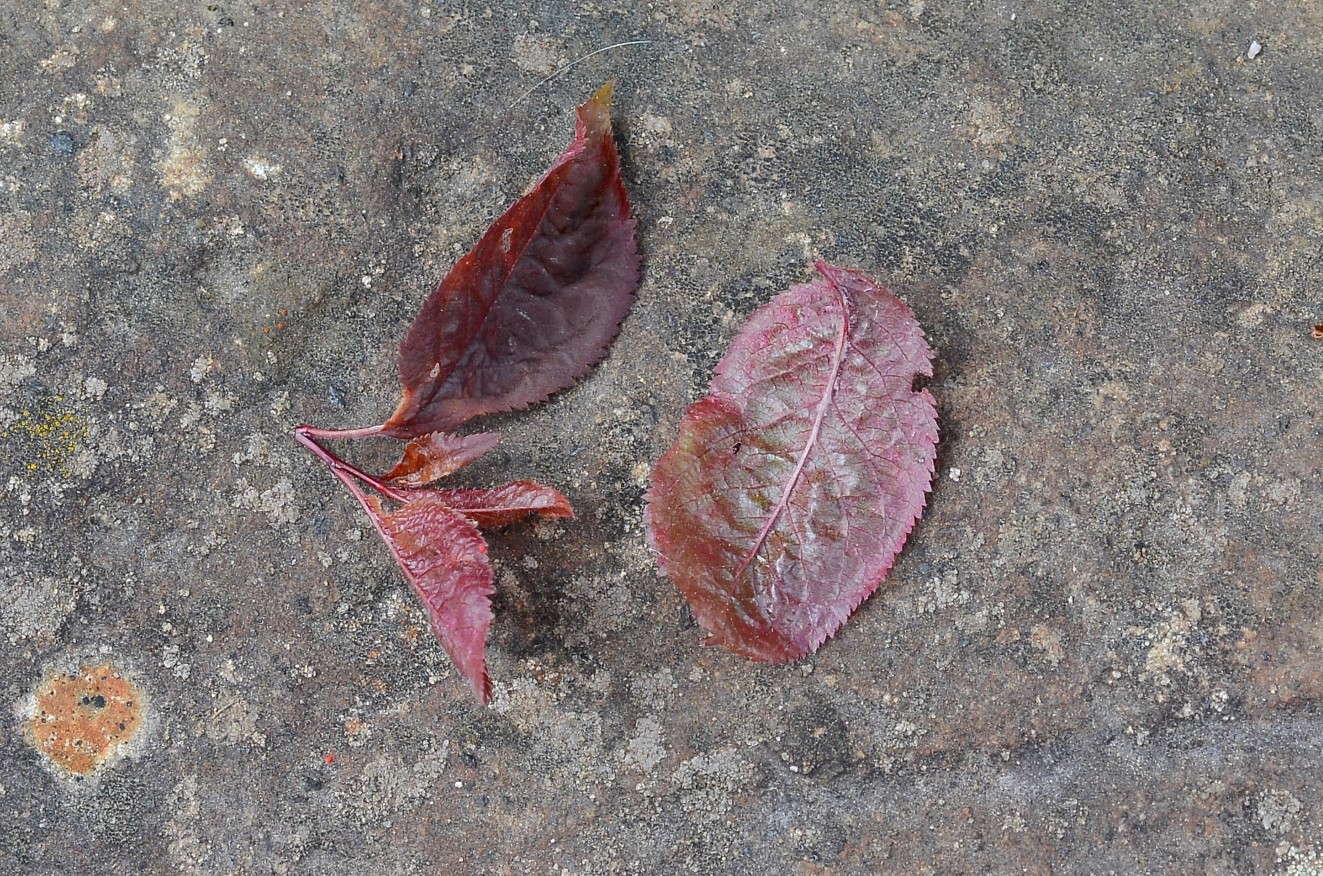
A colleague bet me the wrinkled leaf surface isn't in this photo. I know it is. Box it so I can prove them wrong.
[384,82,639,438]
[364,494,495,702]
[645,261,938,662]
[354,480,572,704]
[434,481,573,528]
[384,431,502,488]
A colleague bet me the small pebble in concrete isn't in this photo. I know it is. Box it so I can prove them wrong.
[47,131,75,156]
[1247,40,1262,60]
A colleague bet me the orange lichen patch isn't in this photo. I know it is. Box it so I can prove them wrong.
[27,663,145,776]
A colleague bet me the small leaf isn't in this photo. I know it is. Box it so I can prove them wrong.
[384,82,640,438]
[384,431,502,487]
[434,481,573,528]
[363,494,495,703]
[645,261,938,663]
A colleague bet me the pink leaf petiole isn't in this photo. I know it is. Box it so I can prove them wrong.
[293,424,411,505]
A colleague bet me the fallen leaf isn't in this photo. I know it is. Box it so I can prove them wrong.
[384,82,640,438]
[384,431,502,488]
[295,84,638,703]
[645,261,938,662]
[432,481,574,528]
[364,494,495,703]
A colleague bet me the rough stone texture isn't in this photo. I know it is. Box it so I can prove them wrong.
[1,2,1320,874]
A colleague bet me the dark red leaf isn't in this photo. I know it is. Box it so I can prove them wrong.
[644,261,938,663]
[384,431,502,488]
[432,481,573,528]
[296,84,635,704]
[363,493,495,703]
[383,82,640,438]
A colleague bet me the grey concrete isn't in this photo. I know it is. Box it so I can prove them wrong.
[1,2,1320,874]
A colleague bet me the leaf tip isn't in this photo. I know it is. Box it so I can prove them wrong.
[811,258,875,294]
[580,81,616,132]
[812,258,846,286]
[477,670,493,705]
[591,79,616,107]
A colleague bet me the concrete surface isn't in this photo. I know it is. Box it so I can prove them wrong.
[1,1,1320,874]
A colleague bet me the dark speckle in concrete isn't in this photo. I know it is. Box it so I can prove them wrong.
[47,131,75,157]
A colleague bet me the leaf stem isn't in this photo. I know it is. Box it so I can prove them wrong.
[293,425,410,503]
[298,423,387,441]
[322,460,401,560]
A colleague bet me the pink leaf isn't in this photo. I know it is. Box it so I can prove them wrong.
[644,261,938,662]
[383,431,502,488]
[433,481,574,528]
[384,82,640,438]
[363,494,495,703]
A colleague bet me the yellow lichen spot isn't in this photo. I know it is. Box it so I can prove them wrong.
[1,402,89,476]
[26,663,146,777]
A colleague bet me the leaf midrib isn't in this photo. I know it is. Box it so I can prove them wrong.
[731,280,850,588]
[406,138,591,424]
